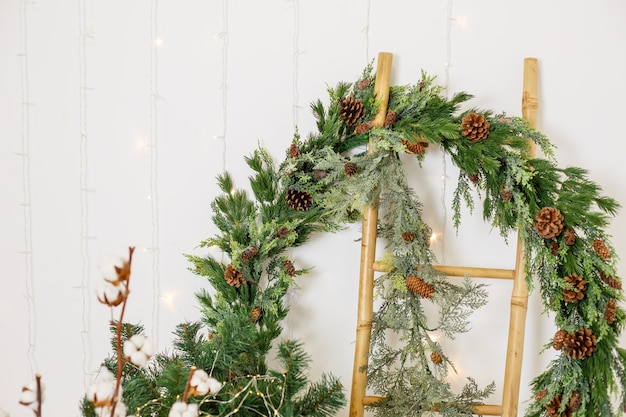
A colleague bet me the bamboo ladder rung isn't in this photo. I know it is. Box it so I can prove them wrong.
[371,262,515,280]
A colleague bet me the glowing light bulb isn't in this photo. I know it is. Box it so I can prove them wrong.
[153,38,163,46]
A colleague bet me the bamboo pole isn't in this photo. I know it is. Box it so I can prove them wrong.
[349,52,393,417]
[372,262,516,280]
[500,57,538,417]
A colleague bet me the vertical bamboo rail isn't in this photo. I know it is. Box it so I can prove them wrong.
[349,52,393,417]
[501,57,538,417]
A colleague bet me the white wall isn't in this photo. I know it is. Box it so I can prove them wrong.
[1,1,625,416]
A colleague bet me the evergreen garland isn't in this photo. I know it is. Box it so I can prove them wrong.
[83,61,625,417]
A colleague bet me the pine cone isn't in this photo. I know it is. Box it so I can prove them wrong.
[225,264,245,288]
[355,120,373,134]
[563,274,586,303]
[568,391,581,411]
[563,328,597,360]
[600,271,622,290]
[401,139,426,155]
[533,207,565,239]
[275,226,290,239]
[312,169,328,179]
[552,329,567,350]
[535,389,548,402]
[282,259,296,277]
[593,238,611,260]
[289,143,301,158]
[563,228,576,246]
[285,189,313,211]
[241,246,259,261]
[250,306,262,323]
[406,276,435,299]
[344,161,358,177]
[605,298,617,324]
[357,78,371,90]
[550,241,560,256]
[501,184,513,202]
[461,112,491,142]
[402,231,416,242]
[384,111,397,128]
[339,96,365,126]
[546,395,571,417]
[430,351,443,365]
[468,173,481,184]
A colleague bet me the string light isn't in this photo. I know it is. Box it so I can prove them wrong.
[363,0,371,63]
[219,0,229,173]
[292,0,300,128]
[78,0,94,387]
[149,0,161,350]
[18,0,38,375]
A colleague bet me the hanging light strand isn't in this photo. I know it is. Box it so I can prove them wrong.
[149,0,162,350]
[363,0,371,63]
[292,0,300,128]
[220,0,229,172]
[18,0,38,374]
[78,0,95,388]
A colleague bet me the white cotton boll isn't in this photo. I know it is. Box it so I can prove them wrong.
[96,402,127,417]
[168,401,198,417]
[123,334,154,367]
[19,379,44,410]
[189,369,222,396]
[86,367,119,407]
[99,254,125,283]
[96,281,128,307]
[205,377,223,395]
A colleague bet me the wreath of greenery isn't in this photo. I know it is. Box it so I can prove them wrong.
[85,63,626,417]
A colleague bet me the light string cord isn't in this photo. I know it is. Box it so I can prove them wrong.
[78,0,94,388]
[440,0,454,265]
[18,0,38,375]
[291,0,300,129]
[149,0,161,350]
[220,0,229,173]
[363,0,371,63]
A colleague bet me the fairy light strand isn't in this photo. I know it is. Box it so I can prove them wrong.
[440,0,455,265]
[18,0,38,374]
[220,0,229,172]
[149,0,161,350]
[78,0,94,388]
[363,0,371,63]
[291,0,300,128]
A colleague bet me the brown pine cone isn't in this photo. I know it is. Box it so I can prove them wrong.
[344,161,358,177]
[593,238,611,260]
[535,389,548,402]
[340,96,365,126]
[563,328,597,360]
[357,78,371,90]
[563,228,576,246]
[406,276,435,299]
[282,259,296,277]
[552,329,567,350]
[430,351,443,365]
[285,189,313,211]
[355,120,373,134]
[401,139,426,155]
[605,298,617,325]
[461,112,491,142]
[568,391,582,411]
[546,395,571,417]
[275,226,290,239]
[225,264,245,288]
[250,306,262,323]
[289,143,301,158]
[550,241,560,256]
[562,274,586,303]
[534,207,565,239]
[402,231,416,242]
[600,271,622,290]
[384,111,397,128]
[468,173,481,184]
[501,184,513,202]
[241,246,259,261]
[312,169,328,179]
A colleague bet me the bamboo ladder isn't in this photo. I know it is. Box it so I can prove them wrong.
[348,53,539,417]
